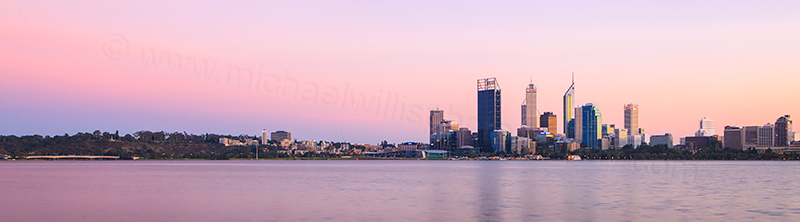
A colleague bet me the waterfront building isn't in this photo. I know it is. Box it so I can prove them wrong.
[398,142,428,151]
[563,75,575,136]
[578,103,602,149]
[261,129,268,145]
[724,126,744,150]
[624,103,639,135]
[743,126,759,149]
[271,131,292,142]
[758,124,775,147]
[696,117,715,136]
[685,136,711,150]
[430,110,444,137]
[627,135,643,148]
[513,136,535,155]
[775,115,793,146]
[574,107,582,143]
[517,126,536,139]
[219,137,245,146]
[455,127,473,149]
[478,77,502,152]
[490,130,510,153]
[602,124,616,136]
[431,120,458,150]
[540,112,557,135]
[650,133,674,148]
[615,128,628,148]
[601,134,615,150]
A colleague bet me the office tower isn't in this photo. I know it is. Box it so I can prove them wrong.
[455,127,473,149]
[615,128,628,148]
[261,129,268,145]
[743,126,759,149]
[432,120,458,150]
[540,112,557,135]
[577,103,602,149]
[775,115,793,146]
[270,131,292,142]
[574,107,583,143]
[522,82,538,128]
[624,104,639,135]
[602,124,616,136]
[478,77,501,152]
[758,124,775,147]
[490,130,510,153]
[696,117,715,136]
[563,74,575,135]
[724,126,744,150]
[430,110,444,137]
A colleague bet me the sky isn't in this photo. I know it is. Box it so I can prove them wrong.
[1,0,799,144]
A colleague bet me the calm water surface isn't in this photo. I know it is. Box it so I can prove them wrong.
[1,160,799,221]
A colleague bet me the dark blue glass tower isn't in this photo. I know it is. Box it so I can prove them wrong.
[580,104,602,149]
[477,78,501,152]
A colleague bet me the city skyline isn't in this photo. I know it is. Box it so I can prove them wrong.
[2,1,799,144]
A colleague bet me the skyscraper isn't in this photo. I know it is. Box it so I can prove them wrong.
[758,124,775,147]
[430,110,444,137]
[775,115,793,146]
[743,126,759,149]
[563,74,575,135]
[478,77,501,152]
[522,82,538,128]
[261,129,268,145]
[540,112,557,135]
[696,117,715,136]
[624,103,639,136]
[579,103,603,149]
[724,126,744,150]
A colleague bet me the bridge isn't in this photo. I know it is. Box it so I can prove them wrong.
[26,155,121,160]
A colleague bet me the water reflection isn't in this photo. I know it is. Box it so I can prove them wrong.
[0,161,799,221]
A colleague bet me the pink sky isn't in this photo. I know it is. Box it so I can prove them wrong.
[1,1,799,144]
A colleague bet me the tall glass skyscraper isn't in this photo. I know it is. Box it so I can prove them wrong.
[478,77,501,152]
[579,103,602,149]
[563,74,575,136]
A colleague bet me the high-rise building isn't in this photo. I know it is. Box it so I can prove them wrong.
[270,131,292,142]
[574,106,582,143]
[602,124,616,136]
[563,74,575,135]
[615,128,628,148]
[724,126,744,150]
[478,77,501,152]
[624,103,639,136]
[455,127,473,149]
[758,124,775,147]
[490,130,510,153]
[578,103,602,149]
[540,112,557,135]
[261,129,268,145]
[431,120,459,150]
[522,82,538,128]
[696,117,715,136]
[775,115,793,146]
[743,126,759,149]
[430,110,444,137]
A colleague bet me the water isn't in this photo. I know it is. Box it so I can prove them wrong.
[1,160,799,221]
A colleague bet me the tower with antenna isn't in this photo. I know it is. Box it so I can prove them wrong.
[563,73,575,137]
